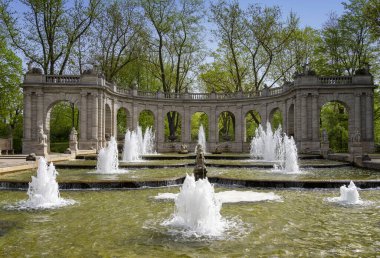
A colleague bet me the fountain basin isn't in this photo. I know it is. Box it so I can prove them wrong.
[0,188,379,256]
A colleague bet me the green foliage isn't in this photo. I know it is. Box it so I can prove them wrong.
[218,111,235,142]
[164,111,181,142]
[321,102,349,152]
[271,110,283,130]
[49,102,79,142]
[191,112,208,141]
[117,108,127,139]
[50,142,69,153]
[138,110,154,132]
[0,36,23,141]
[245,110,261,142]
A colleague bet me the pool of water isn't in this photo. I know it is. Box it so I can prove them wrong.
[0,188,379,256]
[1,166,379,182]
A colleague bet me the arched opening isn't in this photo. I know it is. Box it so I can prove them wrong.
[47,101,79,153]
[138,110,155,132]
[105,104,112,139]
[320,101,348,152]
[164,111,182,142]
[245,110,261,142]
[287,104,295,137]
[218,111,235,142]
[269,108,283,130]
[117,108,129,140]
[191,112,209,142]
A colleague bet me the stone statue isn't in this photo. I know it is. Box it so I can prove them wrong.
[178,144,188,154]
[37,125,47,145]
[193,144,207,181]
[321,129,328,143]
[351,128,361,143]
[69,127,78,142]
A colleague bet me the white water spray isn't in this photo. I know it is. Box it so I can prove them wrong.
[122,126,156,162]
[250,122,299,173]
[14,157,74,209]
[327,181,363,205]
[163,174,226,236]
[96,136,119,173]
[197,124,207,153]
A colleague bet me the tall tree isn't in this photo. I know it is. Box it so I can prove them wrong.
[316,0,378,76]
[92,0,146,82]
[0,36,23,138]
[0,0,100,75]
[142,0,205,140]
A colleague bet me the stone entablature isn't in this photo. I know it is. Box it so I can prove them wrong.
[22,72,374,155]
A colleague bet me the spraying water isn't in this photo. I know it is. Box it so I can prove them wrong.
[96,136,119,173]
[122,126,156,162]
[197,124,207,153]
[163,174,226,237]
[326,181,365,205]
[250,122,299,173]
[13,157,75,209]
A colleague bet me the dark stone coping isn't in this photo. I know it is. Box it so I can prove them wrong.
[75,154,323,161]
[55,162,350,169]
[0,177,379,190]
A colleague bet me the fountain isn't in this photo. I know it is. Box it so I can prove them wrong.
[122,126,156,162]
[197,124,207,153]
[96,136,120,173]
[250,122,299,173]
[14,157,74,209]
[327,181,363,205]
[163,174,226,237]
[122,129,140,162]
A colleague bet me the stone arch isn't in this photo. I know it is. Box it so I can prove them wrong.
[218,111,235,142]
[191,111,209,142]
[244,109,261,142]
[45,100,80,153]
[320,100,349,152]
[287,104,295,137]
[269,107,283,130]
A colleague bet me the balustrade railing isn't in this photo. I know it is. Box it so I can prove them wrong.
[45,75,80,84]
[33,73,369,100]
[318,76,352,85]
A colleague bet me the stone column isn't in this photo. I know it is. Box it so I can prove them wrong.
[157,105,164,143]
[209,108,217,144]
[301,94,307,140]
[80,92,87,141]
[183,108,191,143]
[354,93,361,130]
[91,93,98,141]
[234,108,243,152]
[366,92,373,141]
[98,93,104,147]
[312,94,319,141]
[24,92,32,140]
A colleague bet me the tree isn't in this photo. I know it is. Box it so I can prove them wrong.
[316,0,378,76]
[92,0,146,82]
[142,0,205,140]
[0,36,23,139]
[363,0,380,39]
[0,0,100,75]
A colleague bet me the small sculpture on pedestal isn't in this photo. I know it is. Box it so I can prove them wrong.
[193,144,207,181]
[38,125,47,145]
[178,144,188,154]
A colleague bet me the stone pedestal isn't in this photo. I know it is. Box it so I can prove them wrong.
[349,142,363,163]
[320,143,330,158]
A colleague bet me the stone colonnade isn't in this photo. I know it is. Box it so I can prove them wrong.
[22,71,375,155]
